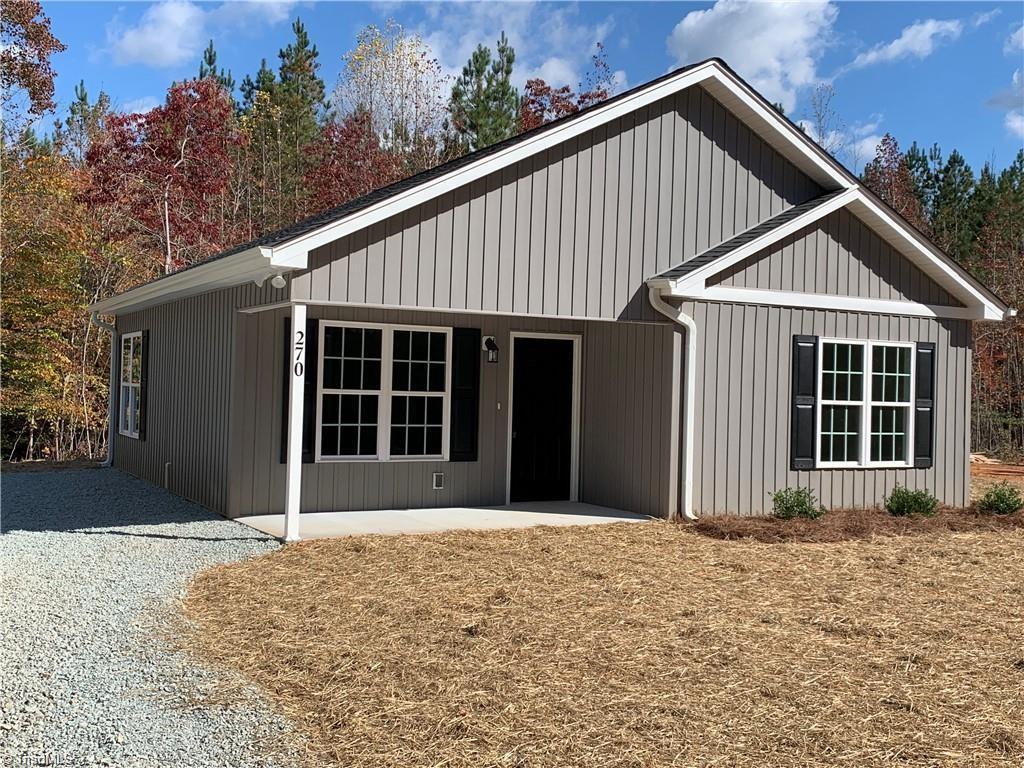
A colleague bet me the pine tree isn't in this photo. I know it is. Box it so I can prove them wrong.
[274,18,326,221]
[449,32,518,152]
[198,40,236,96]
[931,149,976,263]
[240,58,276,113]
[904,142,941,222]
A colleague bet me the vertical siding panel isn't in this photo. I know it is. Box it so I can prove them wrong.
[557,139,578,315]
[417,199,438,308]
[513,158,533,313]
[656,101,675,273]
[695,91,713,254]
[466,178,487,311]
[544,144,569,315]
[481,172,502,312]
[450,185,471,310]
[572,137,593,315]
[529,153,549,314]
[682,89,701,262]
[720,107,737,245]
[433,193,454,308]
[614,114,636,315]
[586,127,607,317]
[497,165,517,313]
[600,125,621,317]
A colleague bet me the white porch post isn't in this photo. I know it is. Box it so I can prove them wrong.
[284,303,307,542]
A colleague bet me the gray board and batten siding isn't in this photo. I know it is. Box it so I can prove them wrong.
[709,207,965,307]
[289,85,823,321]
[226,306,683,519]
[678,300,970,516]
[112,282,286,513]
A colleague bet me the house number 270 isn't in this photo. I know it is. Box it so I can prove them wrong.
[293,329,305,377]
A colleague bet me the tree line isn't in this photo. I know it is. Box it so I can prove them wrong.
[1,2,1020,463]
[0,4,613,461]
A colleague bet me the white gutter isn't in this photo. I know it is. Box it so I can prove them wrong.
[647,285,698,520]
[89,312,118,468]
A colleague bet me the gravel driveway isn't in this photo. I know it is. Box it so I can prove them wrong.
[1,468,299,767]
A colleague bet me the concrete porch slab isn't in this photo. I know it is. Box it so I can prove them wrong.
[237,501,649,540]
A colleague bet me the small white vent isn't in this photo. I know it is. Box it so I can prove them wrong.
[432,472,444,490]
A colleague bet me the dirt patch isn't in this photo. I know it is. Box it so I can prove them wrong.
[183,523,1024,768]
[691,506,1024,543]
[972,463,1024,502]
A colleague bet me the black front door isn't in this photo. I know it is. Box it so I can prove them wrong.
[509,336,574,502]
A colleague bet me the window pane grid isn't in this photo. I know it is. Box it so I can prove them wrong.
[119,334,142,437]
[318,325,449,461]
[817,339,914,467]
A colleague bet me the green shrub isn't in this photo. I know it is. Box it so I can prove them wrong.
[884,485,938,517]
[978,482,1024,516]
[771,487,825,520]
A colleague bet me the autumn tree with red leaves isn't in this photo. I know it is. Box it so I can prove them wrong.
[861,133,929,232]
[519,43,615,132]
[304,112,403,213]
[86,79,241,273]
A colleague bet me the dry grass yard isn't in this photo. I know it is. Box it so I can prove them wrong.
[183,519,1024,768]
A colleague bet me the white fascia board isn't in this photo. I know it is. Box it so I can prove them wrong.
[683,286,985,320]
[268,61,853,264]
[88,246,274,315]
[669,188,858,293]
[845,194,1009,320]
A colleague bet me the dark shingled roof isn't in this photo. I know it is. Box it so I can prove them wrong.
[654,189,848,281]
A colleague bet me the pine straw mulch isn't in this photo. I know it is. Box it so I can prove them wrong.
[182,522,1024,768]
[691,507,1024,544]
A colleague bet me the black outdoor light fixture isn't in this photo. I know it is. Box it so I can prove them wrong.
[483,336,499,363]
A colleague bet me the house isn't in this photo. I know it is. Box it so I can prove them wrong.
[89,58,1014,538]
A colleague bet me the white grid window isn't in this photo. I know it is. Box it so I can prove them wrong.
[119,332,143,439]
[816,339,915,468]
[316,323,452,462]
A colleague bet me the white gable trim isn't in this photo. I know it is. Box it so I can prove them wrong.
[265,60,854,265]
[654,188,1010,321]
[683,286,984,320]
[654,189,858,293]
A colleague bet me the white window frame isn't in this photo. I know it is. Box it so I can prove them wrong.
[315,321,453,463]
[119,331,143,439]
[815,337,916,469]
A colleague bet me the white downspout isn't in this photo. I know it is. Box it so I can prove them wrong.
[89,312,118,468]
[648,285,698,520]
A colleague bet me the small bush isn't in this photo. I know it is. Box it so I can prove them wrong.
[978,482,1024,516]
[885,485,938,517]
[771,487,825,520]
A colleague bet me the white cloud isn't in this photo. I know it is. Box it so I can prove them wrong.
[665,0,838,114]
[847,18,962,70]
[1007,110,1024,139]
[416,2,621,93]
[988,69,1024,138]
[106,0,296,68]
[120,96,161,115]
[987,68,1023,110]
[108,0,205,67]
[1006,24,1024,54]
[971,9,1001,28]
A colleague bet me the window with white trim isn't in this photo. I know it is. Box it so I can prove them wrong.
[817,339,915,468]
[119,332,143,438]
[316,322,451,461]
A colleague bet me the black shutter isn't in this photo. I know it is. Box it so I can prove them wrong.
[913,342,936,469]
[138,330,150,441]
[449,327,481,462]
[279,316,319,463]
[790,334,818,470]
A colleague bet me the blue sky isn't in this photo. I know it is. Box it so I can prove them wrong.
[46,1,1024,173]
